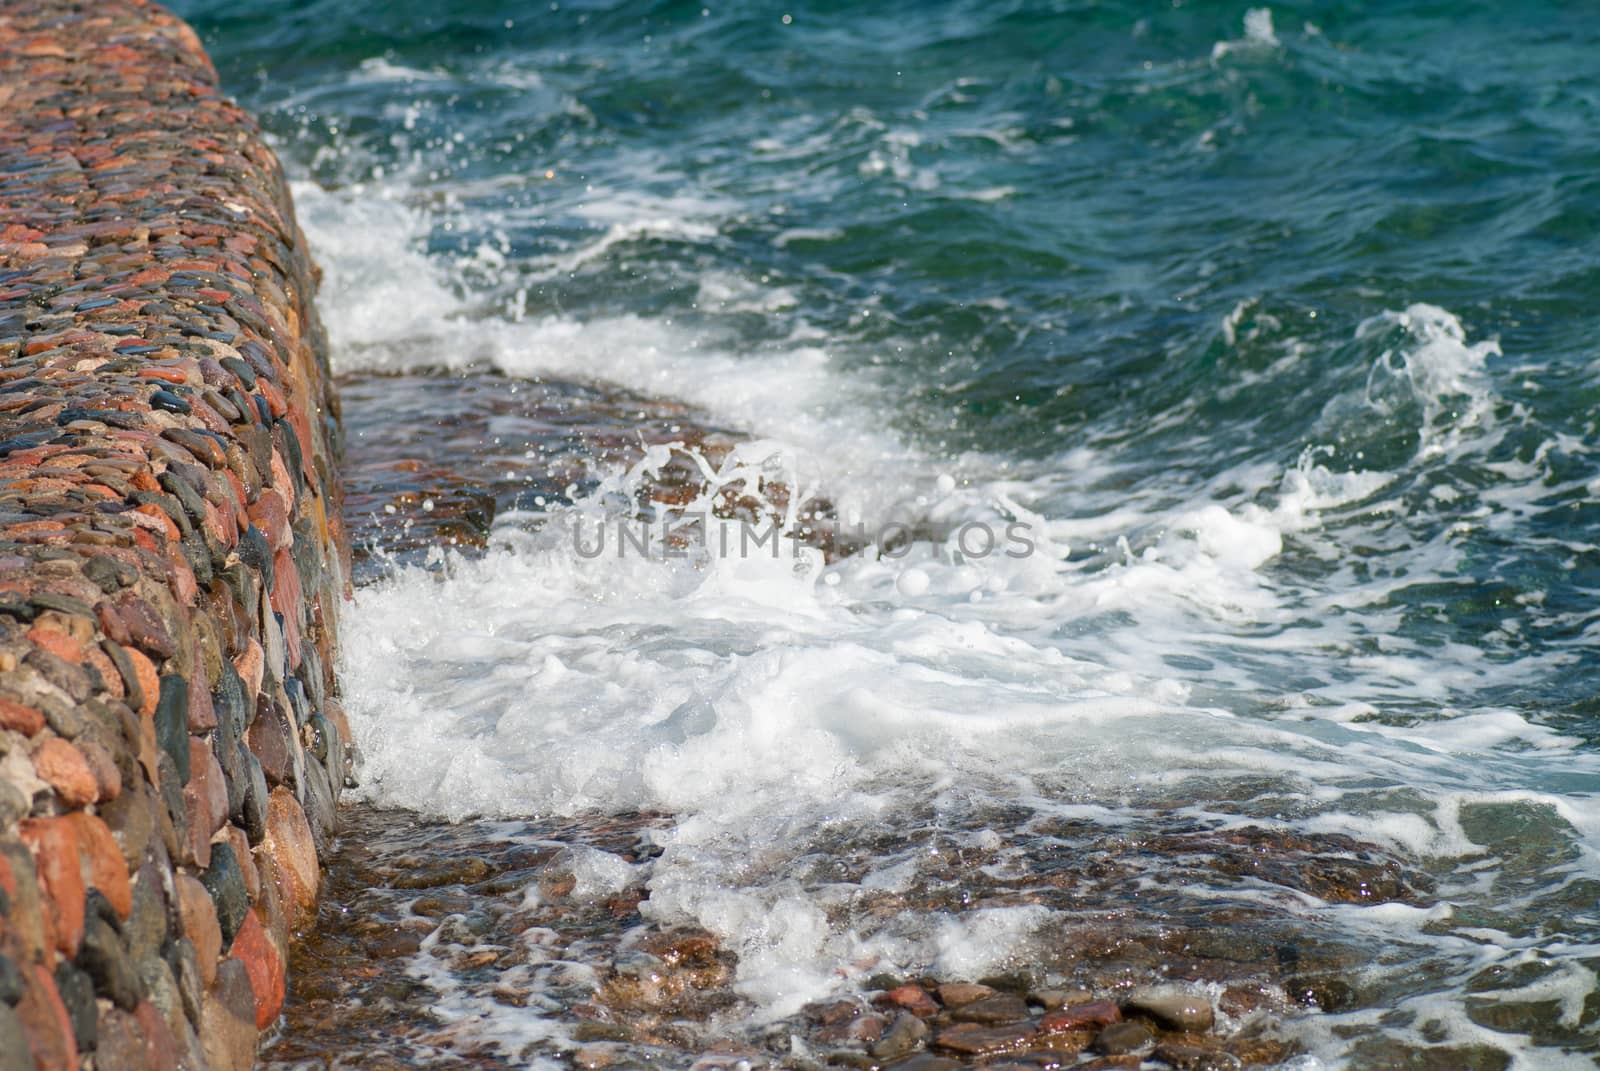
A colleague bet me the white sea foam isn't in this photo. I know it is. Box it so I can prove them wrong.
[1212,7,1283,63]
[296,180,934,527]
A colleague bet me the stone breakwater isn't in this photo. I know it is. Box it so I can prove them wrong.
[0,2,348,1068]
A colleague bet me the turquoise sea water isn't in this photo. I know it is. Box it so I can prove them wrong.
[176,2,1600,1067]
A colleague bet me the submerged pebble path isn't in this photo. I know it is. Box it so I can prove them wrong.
[265,798,1409,1071]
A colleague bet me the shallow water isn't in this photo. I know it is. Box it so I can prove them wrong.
[172,2,1600,1067]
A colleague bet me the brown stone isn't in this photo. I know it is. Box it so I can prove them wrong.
[1217,983,1275,1018]
[64,811,132,919]
[253,850,290,962]
[31,736,98,806]
[224,824,258,903]
[246,698,295,786]
[133,999,180,1071]
[871,1011,932,1061]
[199,959,257,1071]
[1041,999,1122,1033]
[228,908,285,1029]
[99,777,156,871]
[188,660,217,733]
[263,786,317,929]
[1032,1028,1095,1059]
[299,750,338,855]
[0,843,48,963]
[247,492,289,551]
[1093,1020,1155,1056]
[573,1044,617,1070]
[152,766,182,864]
[937,982,995,1007]
[933,1022,1037,1057]
[94,1008,152,1071]
[108,593,176,661]
[15,962,78,1071]
[76,736,122,802]
[951,993,1031,1024]
[1226,1037,1298,1066]
[817,1013,886,1045]
[25,625,82,666]
[882,1057,962,1071]
[137,957,187,1064]
[83,642,125,701]
[271,546,304,669]
[1124,987,1215,1033]
[22,646,93,704]
[126,647,159,718]
[323,698,353,778]
[1155,1040,1241,1071]
[181,737,227,867]
[808,999,863,1026]
[135,706,161,787]
[878,984,940,1018]
[0,697,45,736]
[233,641,263,704]
[17,816,84,957]
[368,929,425,960]
[175,874,222,987]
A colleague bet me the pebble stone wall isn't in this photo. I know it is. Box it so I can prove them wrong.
[0,2,350,1067]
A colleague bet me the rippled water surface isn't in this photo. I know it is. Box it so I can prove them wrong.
[173,1,1600,1067]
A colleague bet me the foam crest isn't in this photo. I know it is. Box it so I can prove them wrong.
[1212,7,1283,62]
[1358,303,1502,459]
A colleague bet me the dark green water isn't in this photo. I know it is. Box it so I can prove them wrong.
[174,2,1600,1067]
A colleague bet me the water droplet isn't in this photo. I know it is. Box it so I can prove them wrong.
[896,568,930,597]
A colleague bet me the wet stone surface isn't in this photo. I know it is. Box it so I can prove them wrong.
[338,370,752,580]
[255,799,1453,1070]
[337,365,862,590]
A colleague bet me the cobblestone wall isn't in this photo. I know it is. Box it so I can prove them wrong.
[0,2,348,1067]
